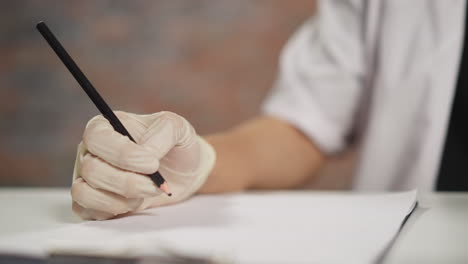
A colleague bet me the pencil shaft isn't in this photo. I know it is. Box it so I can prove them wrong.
[36,22,134,141]
[36,22,166,187]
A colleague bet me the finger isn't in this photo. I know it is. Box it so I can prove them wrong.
[72,201,114,221]
[80,153,161,198]
[139,112,197,160]
[83,115,159,174]
[71,178,143,216]
[72,142,87,182]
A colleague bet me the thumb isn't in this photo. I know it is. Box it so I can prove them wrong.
[138,111,197,160]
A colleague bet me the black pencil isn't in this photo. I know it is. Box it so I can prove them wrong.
[36,21,172,196]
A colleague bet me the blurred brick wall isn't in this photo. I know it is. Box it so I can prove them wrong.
[0,0,315,186]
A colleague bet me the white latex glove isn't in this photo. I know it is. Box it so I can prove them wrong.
[71,111,216,220]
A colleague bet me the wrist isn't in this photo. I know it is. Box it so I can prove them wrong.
[187,136,216,195]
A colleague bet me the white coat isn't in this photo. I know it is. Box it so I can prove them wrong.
[263,0,466,191]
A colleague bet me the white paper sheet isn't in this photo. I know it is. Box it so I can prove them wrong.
[0,190,417,263]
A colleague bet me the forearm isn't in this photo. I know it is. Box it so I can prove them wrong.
[199,116,326,193]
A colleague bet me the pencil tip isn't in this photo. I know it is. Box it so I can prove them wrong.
[159,182,172,196]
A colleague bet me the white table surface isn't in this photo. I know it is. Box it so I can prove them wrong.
[0,188,466,263]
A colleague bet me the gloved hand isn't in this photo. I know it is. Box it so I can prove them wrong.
[71,111,216,220]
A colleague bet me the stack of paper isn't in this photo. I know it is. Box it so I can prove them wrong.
[0,191,417,263]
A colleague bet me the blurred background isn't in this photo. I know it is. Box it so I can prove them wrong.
[0,0,354,188]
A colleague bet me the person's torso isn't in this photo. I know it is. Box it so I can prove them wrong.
[352,0,465,191]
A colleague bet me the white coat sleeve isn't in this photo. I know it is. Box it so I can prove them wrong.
[262,0,367,154]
